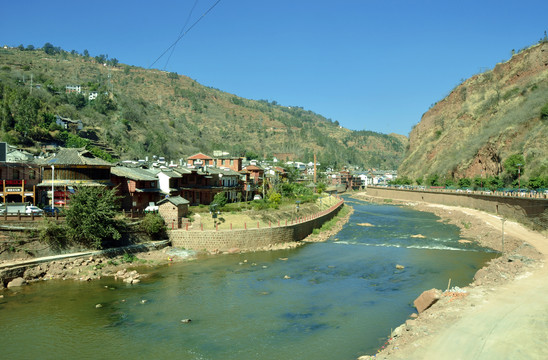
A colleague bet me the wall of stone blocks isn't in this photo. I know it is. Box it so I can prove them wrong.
[169,200,344,251]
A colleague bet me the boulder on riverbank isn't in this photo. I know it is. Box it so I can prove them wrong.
[7,277,26,288]
[413,288,441,313]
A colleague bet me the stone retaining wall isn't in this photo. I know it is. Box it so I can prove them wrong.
[367,187,548,230]
[169,200,344,251]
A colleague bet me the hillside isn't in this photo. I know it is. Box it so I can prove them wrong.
[0,46,406,169]
[399,41,548,185]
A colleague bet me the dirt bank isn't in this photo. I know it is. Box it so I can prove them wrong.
[1,203,353,289]
[354,192,547,360]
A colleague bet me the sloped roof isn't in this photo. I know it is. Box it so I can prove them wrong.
[148,168,183,178]
[111,166,158,181]
[44,148,112,166]
[244,165,264,171]
[173,167,192,175]
[157,195,189,206]
[187,152,213,160]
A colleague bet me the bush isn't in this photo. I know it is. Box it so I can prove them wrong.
[140,213,166,239]
[541,102,548,120]
[39,219,68,250]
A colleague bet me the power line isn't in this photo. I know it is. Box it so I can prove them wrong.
[149,0,222,70]
[163,0,200,71]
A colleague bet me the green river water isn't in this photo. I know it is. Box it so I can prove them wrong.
[0,197,496,359]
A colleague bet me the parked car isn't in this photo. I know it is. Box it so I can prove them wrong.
[25,205,44,215]
[253,194,262,200]
[43,205,61,215]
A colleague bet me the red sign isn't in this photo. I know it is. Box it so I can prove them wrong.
[4,180,22,186]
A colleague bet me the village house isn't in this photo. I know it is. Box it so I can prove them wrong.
[65,85,81,93]
[110,166,161,211]
[0,145,41,205]
[157,195,189,229]
[214,155,242,172]
[148,168,183,197]
[55,115,83,132]
[37,147,113,206]
[186,153,214,168]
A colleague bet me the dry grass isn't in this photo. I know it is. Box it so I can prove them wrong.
[190,195,340,231]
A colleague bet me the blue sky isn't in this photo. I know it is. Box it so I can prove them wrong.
[2,1,547,136]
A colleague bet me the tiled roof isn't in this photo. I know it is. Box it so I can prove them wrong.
[158,195,190,206]
[187,152,213,160]
[111,166,158,181]
[44,148,112,166]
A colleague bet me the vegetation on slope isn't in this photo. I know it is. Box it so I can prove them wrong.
[399,39,548,187]
[0,44,406,169]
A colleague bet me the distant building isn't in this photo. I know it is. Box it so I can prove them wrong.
[187,153,214,168]
[55,115,83,131]
[65,85,81,93]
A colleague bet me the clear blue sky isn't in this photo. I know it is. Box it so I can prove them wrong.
[2,0,547,136]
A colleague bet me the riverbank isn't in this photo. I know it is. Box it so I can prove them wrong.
[1,201,352,289]
[354,192,547,359]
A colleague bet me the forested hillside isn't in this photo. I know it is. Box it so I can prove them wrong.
[0,44,406,169]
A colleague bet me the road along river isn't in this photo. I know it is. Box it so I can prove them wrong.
[0,196,496,359]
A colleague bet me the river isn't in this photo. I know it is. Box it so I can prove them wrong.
[0,197,496,359]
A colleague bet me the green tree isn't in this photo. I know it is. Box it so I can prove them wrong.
[211,191,227,209]
[43,42,55,55]
[64,187,122,249]
[458,178,472,188]
[426,174,440,187]
[503,154,525,185]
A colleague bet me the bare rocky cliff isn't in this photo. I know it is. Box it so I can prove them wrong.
[400,42,548,181]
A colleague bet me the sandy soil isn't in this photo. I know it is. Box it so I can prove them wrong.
[354,193,548,360]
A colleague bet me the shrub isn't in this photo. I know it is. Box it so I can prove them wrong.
[39,219,68,250]
[541,102,548,120]
[140,213,166,239]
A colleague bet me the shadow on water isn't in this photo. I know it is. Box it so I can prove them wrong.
[0,196,496,360]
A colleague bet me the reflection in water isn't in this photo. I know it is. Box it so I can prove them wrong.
[0,197,495,360]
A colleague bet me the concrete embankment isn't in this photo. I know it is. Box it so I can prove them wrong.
[366,187,548,231]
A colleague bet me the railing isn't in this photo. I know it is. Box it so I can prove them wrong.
[370,186,548,200]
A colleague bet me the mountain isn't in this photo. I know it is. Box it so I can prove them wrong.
[399,41,548,185]
[0,46,406,169]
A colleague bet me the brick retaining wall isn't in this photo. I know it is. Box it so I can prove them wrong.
[169,200,344,251]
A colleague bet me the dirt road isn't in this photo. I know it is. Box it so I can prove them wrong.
[376,203,548,360]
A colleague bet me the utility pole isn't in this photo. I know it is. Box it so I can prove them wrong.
[500,218,506,254]
[314,153,317,185]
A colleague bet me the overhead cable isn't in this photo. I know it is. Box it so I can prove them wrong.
[149,0,222,69]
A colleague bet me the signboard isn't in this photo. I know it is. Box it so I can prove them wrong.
[6,188,21,192]
[5,180,22,186]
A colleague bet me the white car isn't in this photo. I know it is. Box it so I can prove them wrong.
[253,194,262,200]
[144,204,159,213]
[25,205,44,215]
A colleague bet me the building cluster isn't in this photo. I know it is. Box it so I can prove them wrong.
[0,142,397,211]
